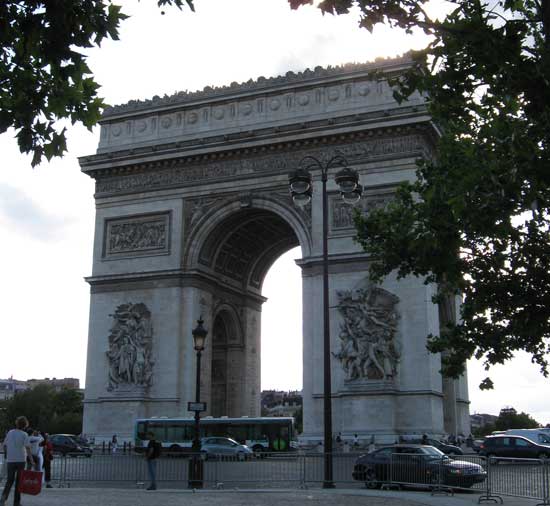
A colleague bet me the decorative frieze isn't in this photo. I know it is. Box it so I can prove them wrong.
[106,302,154,392]
[95,134,426,196]
[334,284,401,383]
[331,192,394,230]
[104,212,170,258]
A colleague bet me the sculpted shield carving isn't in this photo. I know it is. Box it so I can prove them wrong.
[106,303,154,391]
[334,285,400,382]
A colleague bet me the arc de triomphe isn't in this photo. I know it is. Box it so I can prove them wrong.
[80,57,470,443]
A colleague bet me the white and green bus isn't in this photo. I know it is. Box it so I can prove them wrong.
[134,416,295,453]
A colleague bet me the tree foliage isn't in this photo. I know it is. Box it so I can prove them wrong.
[0,385,84,436]
[494,409,540,430]
[290,0,550,388]
[0,0,194,166]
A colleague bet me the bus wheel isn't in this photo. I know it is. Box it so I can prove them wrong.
[169,445,181,456]
[253,445,265,459]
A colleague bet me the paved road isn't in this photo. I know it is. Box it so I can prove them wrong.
[6,488,542,506]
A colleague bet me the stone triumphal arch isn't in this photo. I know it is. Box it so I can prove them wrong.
[80,57,470,443]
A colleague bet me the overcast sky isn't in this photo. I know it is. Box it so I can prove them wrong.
[1,0,548,425]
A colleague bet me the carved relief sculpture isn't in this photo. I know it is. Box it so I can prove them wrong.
[334,285,400,382]
[104,213,170,258]
[106,303,154,391]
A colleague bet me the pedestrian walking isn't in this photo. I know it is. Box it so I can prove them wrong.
[111,435,118,454]
[0,416,33,506]
[145,432,161,491]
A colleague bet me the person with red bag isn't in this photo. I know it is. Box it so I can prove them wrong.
[0,416,32,506]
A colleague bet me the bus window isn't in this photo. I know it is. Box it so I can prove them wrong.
[166,422,188,443]
[136,422,147,441]
[147,422,166,442]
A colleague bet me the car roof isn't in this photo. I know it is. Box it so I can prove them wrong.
[379,444,433,449]
[485,434,527,439]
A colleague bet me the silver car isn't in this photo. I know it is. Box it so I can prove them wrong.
[200,437,253,460]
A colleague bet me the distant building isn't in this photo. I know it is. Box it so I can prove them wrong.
[0,377,80,399]
[470,413,498,431]
[26,377,80,392]
[261,390,302,417]
[0,378,28,400]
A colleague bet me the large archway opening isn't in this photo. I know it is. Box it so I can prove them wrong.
[260,246,303,392]
[195,205,307,417]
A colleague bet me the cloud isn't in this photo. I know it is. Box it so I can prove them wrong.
[0,183,71,242]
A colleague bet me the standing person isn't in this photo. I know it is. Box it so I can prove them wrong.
[28,430,43,471]
[111,435,118,454]
[145,432,161,491]
[0,416,32,506]
[40,433,53,488]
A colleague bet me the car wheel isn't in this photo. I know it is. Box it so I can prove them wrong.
[487,453,499,464]
[252,445,265,459]
[365,469,379,489]
[237,452,245,461]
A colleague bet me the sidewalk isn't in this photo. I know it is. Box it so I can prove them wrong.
[19,487,541,506]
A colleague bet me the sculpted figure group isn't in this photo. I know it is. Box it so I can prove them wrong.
[334,285,401,382]
[106,303,154,391]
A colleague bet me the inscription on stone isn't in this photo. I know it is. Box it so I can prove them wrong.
[104,213,170,258]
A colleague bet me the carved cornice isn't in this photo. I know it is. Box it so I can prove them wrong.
[86,269,267,308]
[89,126,432,197]
[102,56,412,118]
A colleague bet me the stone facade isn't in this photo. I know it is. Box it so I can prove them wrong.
[80,57,470,443]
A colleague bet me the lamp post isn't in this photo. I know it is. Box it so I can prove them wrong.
[289,154,362,489]
[188,317,208,489]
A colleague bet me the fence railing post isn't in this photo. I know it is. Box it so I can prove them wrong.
[299,451,307,489]
[537,458,550,506]
[478,457,503,504]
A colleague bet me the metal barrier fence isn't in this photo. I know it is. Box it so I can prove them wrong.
[1,451,549,504]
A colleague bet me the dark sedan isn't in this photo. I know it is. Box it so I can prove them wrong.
[352,444,486,489]
[50,434,93,457]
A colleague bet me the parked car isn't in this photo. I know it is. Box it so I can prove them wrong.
[50,434,93,457]
[479,435,550,460]
[502,429,550,445]
[408,438,463,456]
[352,444,486,489]
[200,437,253,460]
[472,439,484,453]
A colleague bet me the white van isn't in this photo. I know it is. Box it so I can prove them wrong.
[503,429,550,444]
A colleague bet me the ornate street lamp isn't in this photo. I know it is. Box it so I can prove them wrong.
[289,154,362,489]
[188,317,208,489]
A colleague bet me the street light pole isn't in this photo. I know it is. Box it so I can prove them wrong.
[188,317,208,489]
[289,155,362,489]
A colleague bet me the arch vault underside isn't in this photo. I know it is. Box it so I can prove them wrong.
[80,58,471,443]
